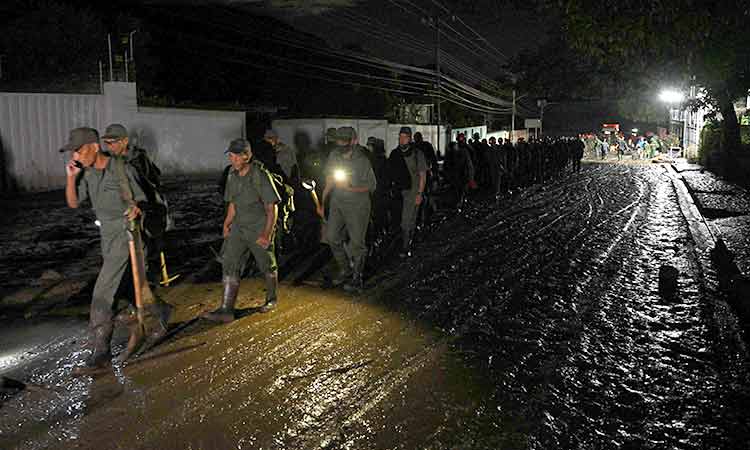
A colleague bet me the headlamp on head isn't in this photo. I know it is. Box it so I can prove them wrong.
[333,168,348,183]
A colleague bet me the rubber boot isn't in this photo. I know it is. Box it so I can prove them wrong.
[332,267,353,286]
[72,323,113,376]
[259,272,278,313]
[330,243,353,286]
[343,272,363,294]
[146,299,174,340]
[202,276,239,323]
[399,230,412,258]
[344,253,365,294]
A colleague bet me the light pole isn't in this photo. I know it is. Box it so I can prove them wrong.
[129,30,137,62]
[658,89,685,147]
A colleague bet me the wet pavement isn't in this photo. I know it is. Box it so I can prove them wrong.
[2,162,750,449]
[674,161,750,274]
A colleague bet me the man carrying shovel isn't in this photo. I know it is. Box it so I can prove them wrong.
[62,127,170,375]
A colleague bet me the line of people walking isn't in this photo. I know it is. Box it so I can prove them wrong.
[60,122,585,374]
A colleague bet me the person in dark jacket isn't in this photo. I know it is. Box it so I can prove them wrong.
[442,139,474,211]
[387,127,427,257]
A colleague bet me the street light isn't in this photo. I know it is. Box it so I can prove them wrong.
[658,89,684,103]
[658,89,685,149]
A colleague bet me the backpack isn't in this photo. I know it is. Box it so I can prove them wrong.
[251,160,295,235]
[127,149,169,239]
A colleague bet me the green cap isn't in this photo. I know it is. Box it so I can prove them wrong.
[337,126,356,141]
[225,138,251,154]
[59,127,99,153]
[102,123,128,140]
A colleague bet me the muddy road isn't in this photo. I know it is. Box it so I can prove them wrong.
[1,163,749,449]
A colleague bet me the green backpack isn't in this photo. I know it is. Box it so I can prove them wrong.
[251,160,295,235]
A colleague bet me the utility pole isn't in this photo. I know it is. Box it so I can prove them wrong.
[129,30,137,62]
[511,88,516,142]
[537,99,547,137]
[435,14,441,153]
[99,60,104,93]
[107,34,114,81]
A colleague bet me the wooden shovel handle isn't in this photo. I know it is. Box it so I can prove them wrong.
[128,239,144,310]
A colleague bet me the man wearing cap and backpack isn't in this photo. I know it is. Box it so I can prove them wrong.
[203,139,281,323]
[318,126,377,293]
[101,123,169,287]
[62,127,169,374]
[387,127,427,258]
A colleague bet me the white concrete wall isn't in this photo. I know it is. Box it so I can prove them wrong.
[103,83,245,175]
[0,82,245,191]
[451,125,487,142]
[0,92,105,191]
[271,118,448,159]
[128,107,245,174]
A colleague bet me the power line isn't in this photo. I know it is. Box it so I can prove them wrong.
[142,4,519,115]
[430,0,509,61]
[330,9,494,87]
[394,0,508,67]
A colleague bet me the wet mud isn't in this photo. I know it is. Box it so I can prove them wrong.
[1,164,749,449]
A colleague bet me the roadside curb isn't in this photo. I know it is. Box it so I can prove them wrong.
[666,164,750,328]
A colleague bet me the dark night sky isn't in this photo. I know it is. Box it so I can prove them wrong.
[256,0,550,75]
[2,0,633,132]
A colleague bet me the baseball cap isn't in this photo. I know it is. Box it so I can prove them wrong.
[399,126,412,136]
[263,129,278,139]
[59,127,99,153]
[225,138,251,154]
[102,123,128,140]
[336,126,357,141]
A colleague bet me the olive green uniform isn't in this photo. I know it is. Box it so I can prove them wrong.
[325,146,377,276]
[399,146,428,246]
[223,162,281,278]
[76,157,146,330]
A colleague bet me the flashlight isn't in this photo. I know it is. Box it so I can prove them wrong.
[301,179,316,191]
[333,169,347,183]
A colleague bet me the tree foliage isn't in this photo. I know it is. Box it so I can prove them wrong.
[551,0,750,152]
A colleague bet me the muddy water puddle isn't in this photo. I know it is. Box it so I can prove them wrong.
[1,281,510,450]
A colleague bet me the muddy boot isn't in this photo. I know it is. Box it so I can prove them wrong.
[146,300,174,340]
[332,268,353,287]
[202,276,239,323]
[343,272,363,294]
[259,272,278,313]
[72,323,113,376]
[399,230,413,258]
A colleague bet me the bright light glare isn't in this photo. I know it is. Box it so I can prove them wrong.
[333,169,347,182]
[659,89,684,103]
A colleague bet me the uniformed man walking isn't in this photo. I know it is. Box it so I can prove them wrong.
[387,127,427,257]
[318,127,376,292]
[264,129,298,184]
[101,123,168,286]
[203,139,281,322]
[62,127,151,373]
